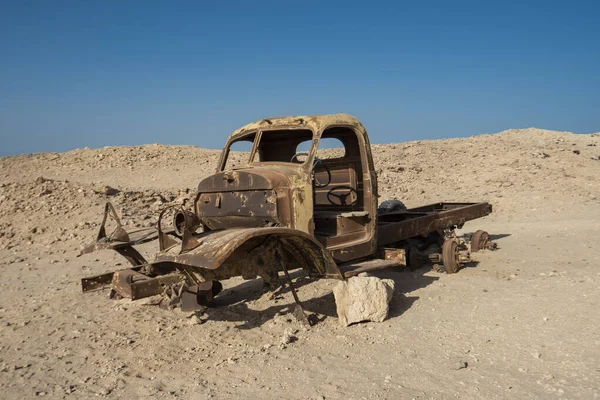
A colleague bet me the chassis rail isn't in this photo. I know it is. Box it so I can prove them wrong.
[377,202,492,247]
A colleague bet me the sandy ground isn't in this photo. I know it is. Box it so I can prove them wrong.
[0,127,599,399]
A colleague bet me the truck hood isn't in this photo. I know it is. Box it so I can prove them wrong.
[197,165,304,193]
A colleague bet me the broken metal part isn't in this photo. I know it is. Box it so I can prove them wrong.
[277,248,311,327]
[97,202,130,243]
[427,253,442,264]
[110,269,186,300]
[173,209,201,237]
[196,280,223,306]
[470,230,490,252]
[157,207,179,251]
[485,241,498,251]
[82,266,144,292]
[158,205,201,253]
[379,247,407,264]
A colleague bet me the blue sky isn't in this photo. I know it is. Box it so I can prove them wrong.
[1,0,598,156]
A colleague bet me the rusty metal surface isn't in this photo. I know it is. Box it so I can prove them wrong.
[377,202,493,247]
[380,247,407,264]
[80,114,496,312]
[129,273,186,300]
[81,266,144,292]
[154,227,343,280]
[202,114,379,257]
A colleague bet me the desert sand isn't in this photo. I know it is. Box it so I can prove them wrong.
[1,127,599,399]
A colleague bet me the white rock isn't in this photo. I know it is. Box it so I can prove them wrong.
[333,276,395,326]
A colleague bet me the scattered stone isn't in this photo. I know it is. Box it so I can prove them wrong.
[261,344,273,351]
[333,276,395,326]
[573,149,580,155]
[187,313,208,326]
[35,176,47,184]
[39,187,52,196]
[93,185,119,196]
[453,361,468,370]
[281,328,298,345]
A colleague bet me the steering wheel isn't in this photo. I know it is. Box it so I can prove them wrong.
[290,152,332,188]
[327,186,358,206]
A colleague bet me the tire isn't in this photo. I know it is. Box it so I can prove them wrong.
[442,239,459,274]
[378,199,407,215]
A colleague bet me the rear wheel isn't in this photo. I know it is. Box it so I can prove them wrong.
[471,230,490,252]
[442,239,459,274]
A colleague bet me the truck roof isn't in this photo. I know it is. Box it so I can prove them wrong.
[227,113,365,142]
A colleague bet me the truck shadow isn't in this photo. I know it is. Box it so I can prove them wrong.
[202,266,442,329]
[369,267,439,319]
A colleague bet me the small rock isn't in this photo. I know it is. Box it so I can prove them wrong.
[187,313,208,326]
[453,361,468,370]
[93,186,119,196]
[35,176,47,184]
[281,328,297,345]
[39,187,52,196]
[573,149,580,155]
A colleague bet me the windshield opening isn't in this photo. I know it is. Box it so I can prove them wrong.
[221,129,314,170]
[222,134,255,171]
[255,129,314,163]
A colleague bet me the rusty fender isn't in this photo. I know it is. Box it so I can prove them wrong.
[155,227,344,283]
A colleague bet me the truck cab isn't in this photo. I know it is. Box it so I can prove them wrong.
[196,114,379,263]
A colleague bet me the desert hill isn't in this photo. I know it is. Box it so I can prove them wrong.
[0,128,599,399]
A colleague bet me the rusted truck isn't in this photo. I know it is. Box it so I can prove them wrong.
[81,114,494,321]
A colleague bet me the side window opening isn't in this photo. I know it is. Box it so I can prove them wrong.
[315,137,346,160]
[294,137,346,162]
